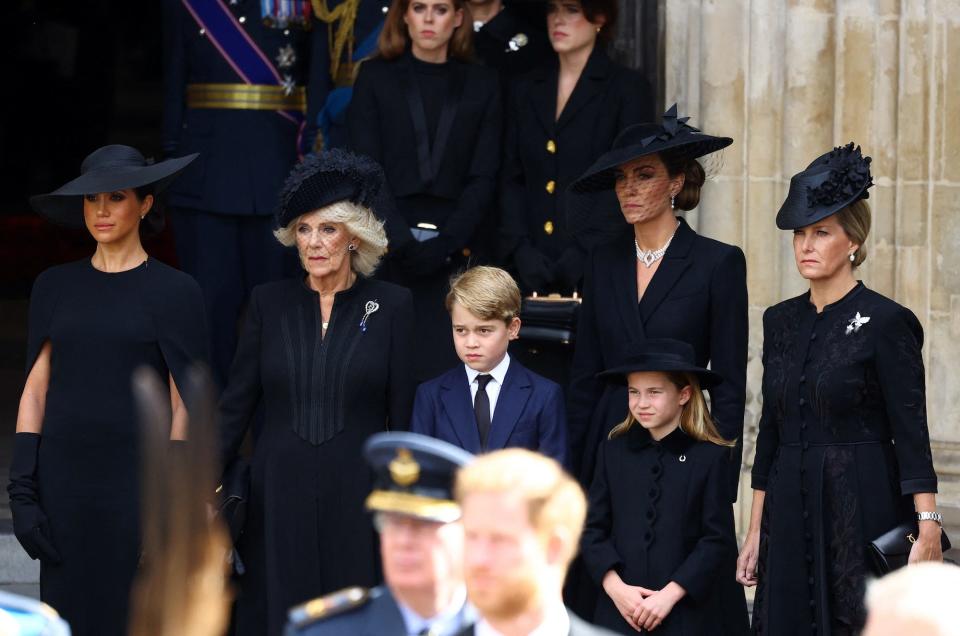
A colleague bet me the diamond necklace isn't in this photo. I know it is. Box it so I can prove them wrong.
[635,221,681,268]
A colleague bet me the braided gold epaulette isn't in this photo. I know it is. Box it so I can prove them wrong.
[288,586,370,628]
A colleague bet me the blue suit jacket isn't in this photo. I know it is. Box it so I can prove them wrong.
[410,360,567,464]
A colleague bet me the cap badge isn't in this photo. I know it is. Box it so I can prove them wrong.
[389,448,420,487]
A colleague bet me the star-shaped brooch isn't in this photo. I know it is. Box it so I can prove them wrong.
[281,74,296,96]
[846,312,871,335]
[276,44,296,69]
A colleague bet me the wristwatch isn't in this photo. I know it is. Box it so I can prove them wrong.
[917,511,943,527]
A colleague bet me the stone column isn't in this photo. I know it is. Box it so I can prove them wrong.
[661,0,960,532]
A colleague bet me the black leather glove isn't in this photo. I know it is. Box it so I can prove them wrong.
[402,235,456,277]
[8,432,61,564]
[513,245,555,294]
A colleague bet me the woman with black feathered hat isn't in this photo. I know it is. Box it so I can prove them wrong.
[737,143,942,635]
[218,149,416,636]
[10,145,208,636]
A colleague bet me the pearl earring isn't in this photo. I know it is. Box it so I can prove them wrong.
[140,214,145,220]
[596,26,601,33]
[849,252,856,262]
[670,195,676,210]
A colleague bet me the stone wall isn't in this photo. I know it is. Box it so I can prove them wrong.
[658,0,960,530]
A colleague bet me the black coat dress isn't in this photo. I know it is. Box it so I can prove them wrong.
[568,219,748,490]
[26,258,209,636]
[582,427,745,635]
[347,52,501,381]
[219,276,415,636]
[750,283,938,635]
[500,45,654,295]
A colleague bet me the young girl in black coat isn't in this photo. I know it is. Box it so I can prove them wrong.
[580,338,747,635]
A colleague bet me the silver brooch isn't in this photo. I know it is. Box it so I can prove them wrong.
[679,455,686,463]
[281,74,296,96]
[276,44,297,69]
[845,312,871,335]
[359,300,380,332]
[507,33,529,52]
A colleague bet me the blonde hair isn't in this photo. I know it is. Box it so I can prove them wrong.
[609,371,734,447]
[273,199,388,277]
[455,449,586,566]
[376,0,474,62]
[865,562,960,636]
[835,199,871,268]
[445,266,521,324]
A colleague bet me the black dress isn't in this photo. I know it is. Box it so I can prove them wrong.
[750,283,937,635]
[582,427,745,635]
[26,258,209,636]
[347,52,501,381]
[220,275,416,636]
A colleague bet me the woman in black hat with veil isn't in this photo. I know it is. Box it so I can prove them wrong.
[566,105,749,631]
[737,144,942,635]
[9,145,209,636]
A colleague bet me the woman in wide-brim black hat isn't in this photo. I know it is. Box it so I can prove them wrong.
[738,143,942,635]
[581,338,741,635]
[10,144,208,636]
[564,104,749,633]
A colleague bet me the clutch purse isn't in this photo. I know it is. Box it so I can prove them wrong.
[518,292,582,345]
[867,521,952,575]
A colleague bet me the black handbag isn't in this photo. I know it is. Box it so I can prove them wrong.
[867,521,952,575]
[518,293,582,345]
[216,457,250,575]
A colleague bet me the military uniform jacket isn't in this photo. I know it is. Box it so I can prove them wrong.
[750,283,937,635]
[581,427,744,635]
[162,0,317,215]
[500,45,654,293]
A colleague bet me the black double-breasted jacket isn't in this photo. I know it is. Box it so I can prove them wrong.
[500,45,654,293]
[347,52,502,254]
[581,427,742,635]
[568,218,748,494]
[750,283,937,635]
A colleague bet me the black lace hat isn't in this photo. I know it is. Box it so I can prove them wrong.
[570,104,733,193]
[29,145,198,228]
[598,338,723,389]
[776,142,874,230]
[363,432,474,523]
[276,149,386,227]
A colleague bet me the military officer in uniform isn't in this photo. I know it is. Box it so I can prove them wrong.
[162,0,316,387]
[285,432,476,636]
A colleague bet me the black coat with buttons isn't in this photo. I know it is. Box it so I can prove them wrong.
[500,45,654,294]
[750,283,938,635]
[582,426,745,635]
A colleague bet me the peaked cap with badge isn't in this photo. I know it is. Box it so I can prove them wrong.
[776,142,874,230]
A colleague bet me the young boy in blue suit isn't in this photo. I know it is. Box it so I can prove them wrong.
[410,267,567,463]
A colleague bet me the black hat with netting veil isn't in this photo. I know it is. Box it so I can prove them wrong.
[570,104,733,194]
[29,145,198,229]
[776,142,874,230]
[275,149,386,227]
[598,338,723,389]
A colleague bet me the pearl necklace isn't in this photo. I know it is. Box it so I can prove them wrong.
[635,221,681,268]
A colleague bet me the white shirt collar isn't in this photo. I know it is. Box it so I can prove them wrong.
[474,603,570,636]
[464,353,510,387]
[395,587,469,636]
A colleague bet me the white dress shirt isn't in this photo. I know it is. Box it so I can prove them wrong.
[396,587,470,636]
[465,353,511,420]
[474,602,571,636]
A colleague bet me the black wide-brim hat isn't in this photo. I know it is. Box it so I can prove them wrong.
[776,142,873,230]
[364,432,474,524]
[598,338,723,389]
[29,145,198,229]
[276,149,386,227]
[571,104,733,193]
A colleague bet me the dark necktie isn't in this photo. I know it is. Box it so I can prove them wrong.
[474,374,493,449]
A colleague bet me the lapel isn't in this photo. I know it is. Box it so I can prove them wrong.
[440,369,483,453]
[362,588,406,636]
[637,218,696,324]
[485,361,532,451]
[556,46,612,130]
[610,233,646,340]
[530,64,558,137]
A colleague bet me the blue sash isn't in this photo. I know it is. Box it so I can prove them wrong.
[181,0,304,126]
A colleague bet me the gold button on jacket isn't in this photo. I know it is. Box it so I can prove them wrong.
[545,180,556,194]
